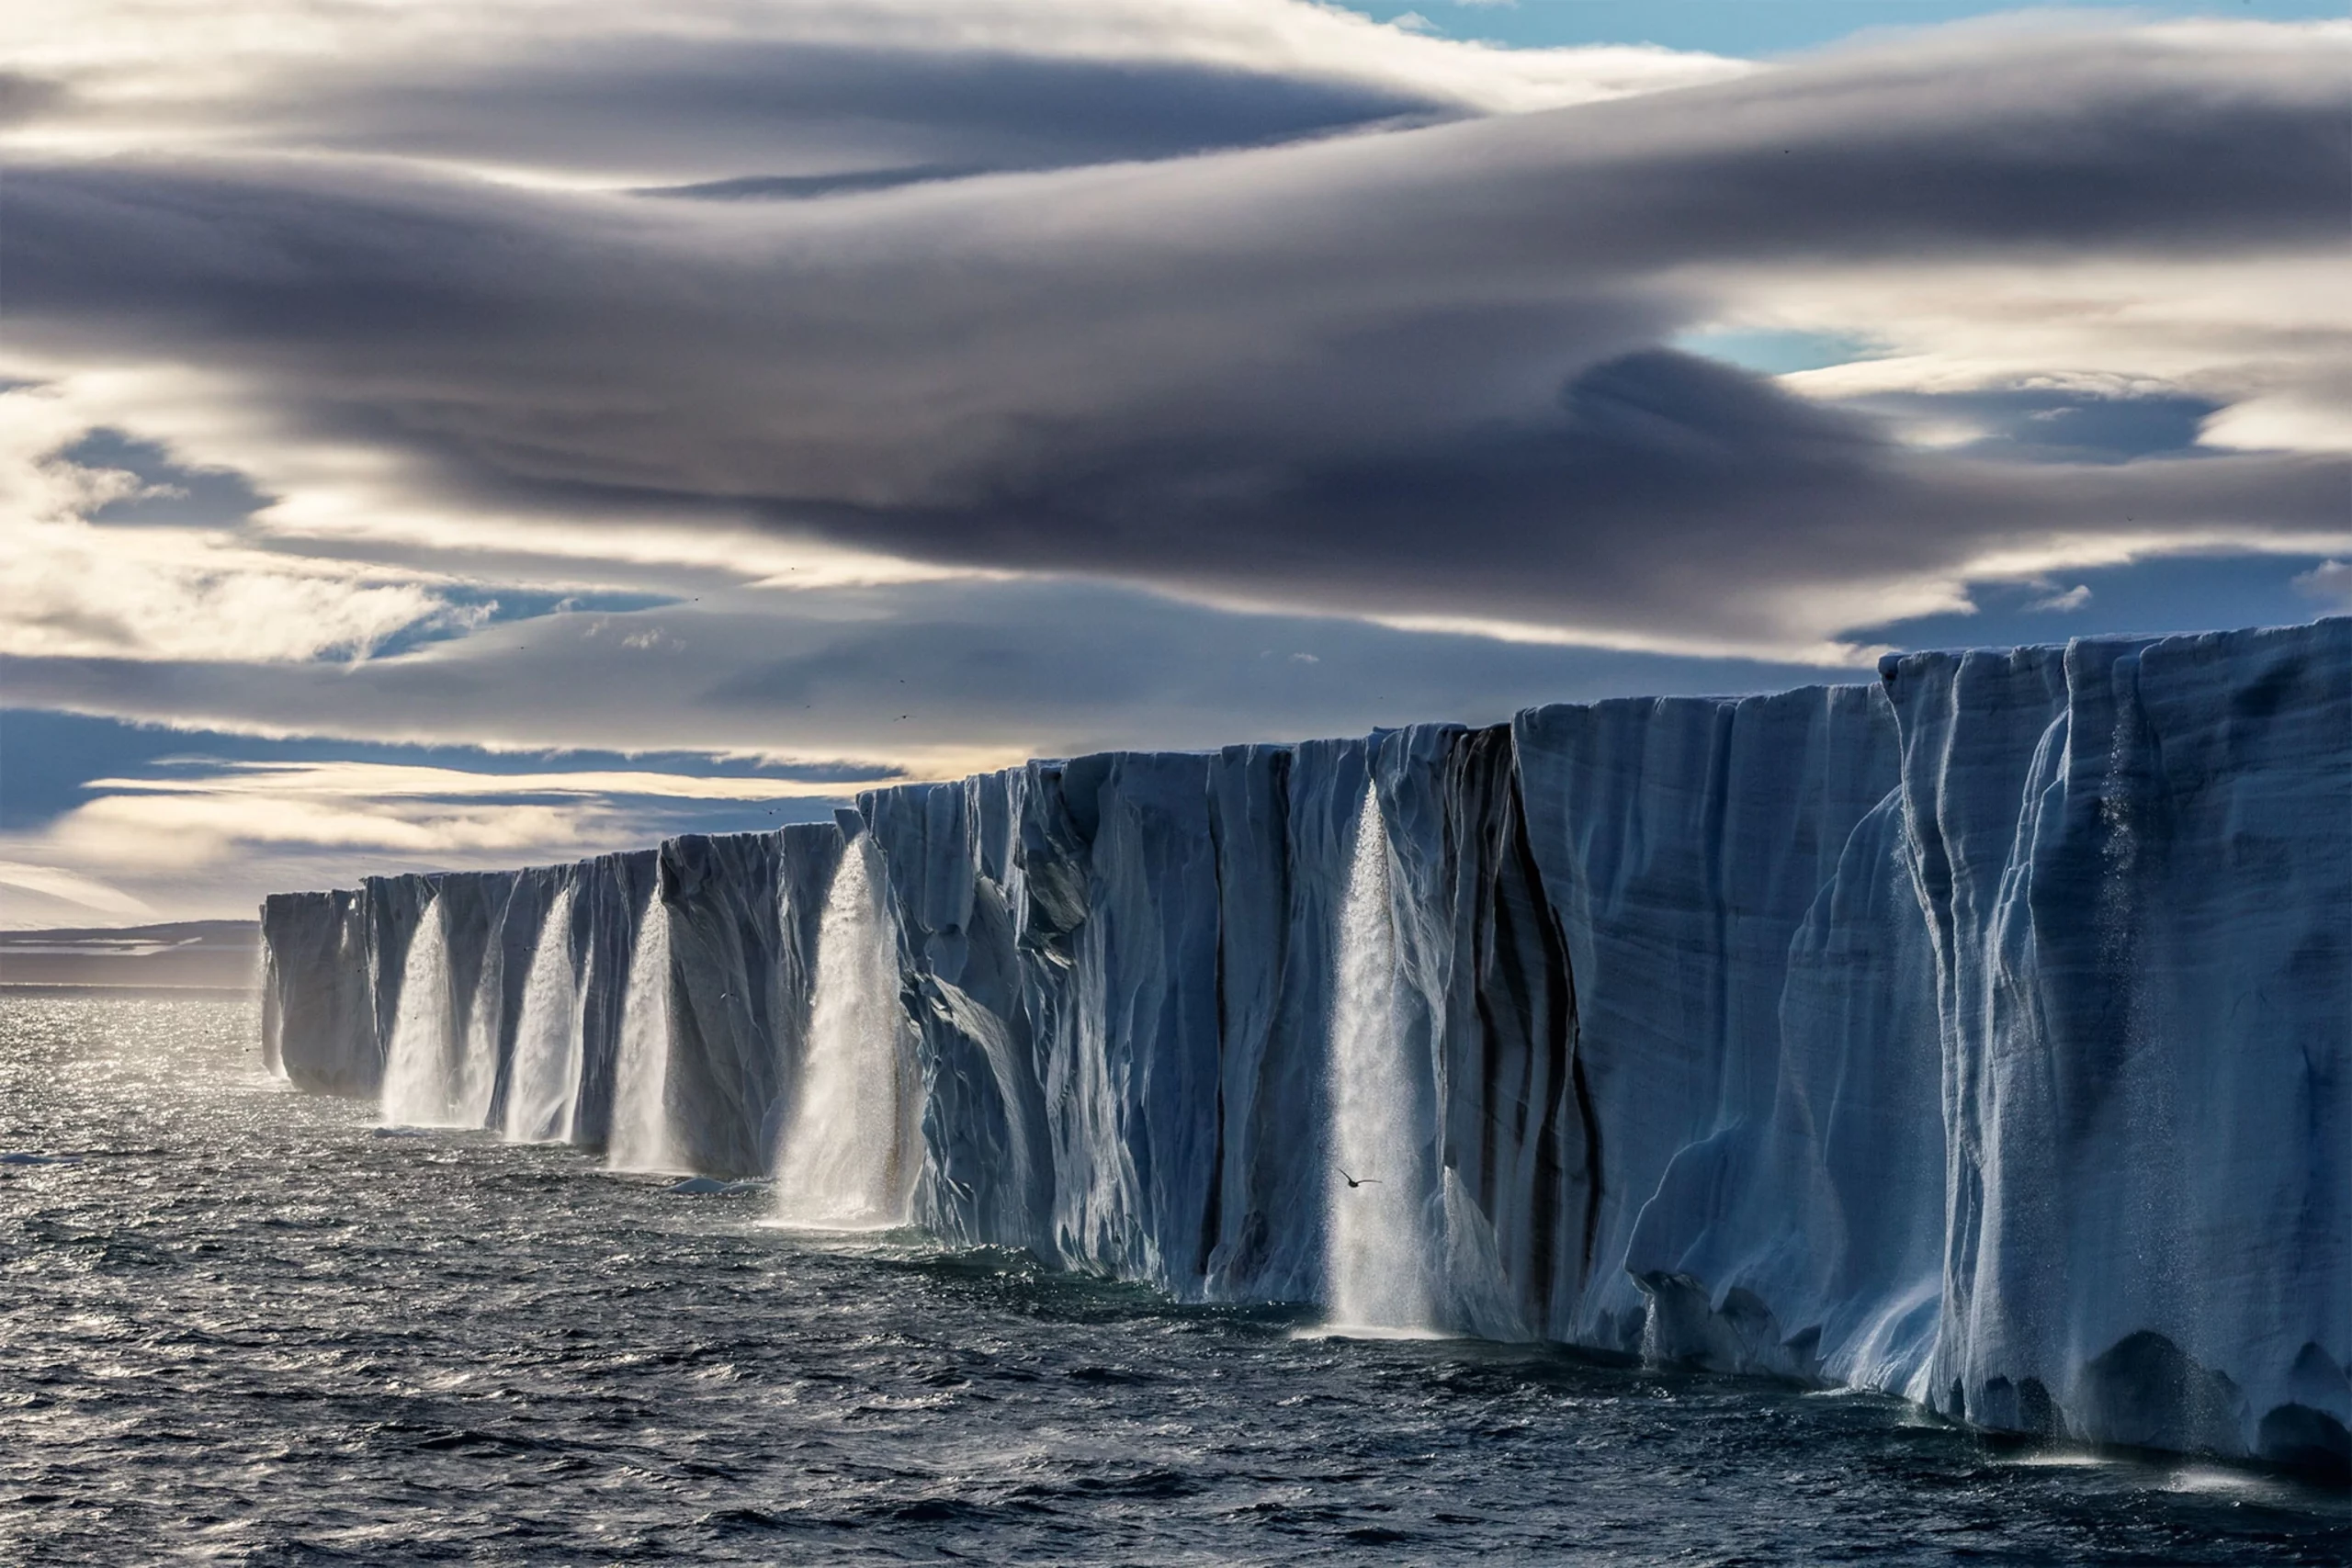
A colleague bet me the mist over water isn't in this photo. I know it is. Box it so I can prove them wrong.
[5,993,2346,1564]
[775,844,917,1230]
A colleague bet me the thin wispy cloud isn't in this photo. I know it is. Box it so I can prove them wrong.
[2027,584,2094,613]
[2294,558,2352,611]
[0,755,903,923]
[83,760,900,804]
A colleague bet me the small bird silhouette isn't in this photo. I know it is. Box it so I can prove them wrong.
[1338,1168,1379,1190]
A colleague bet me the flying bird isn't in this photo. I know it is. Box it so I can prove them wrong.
[1338,1169,1379,1190]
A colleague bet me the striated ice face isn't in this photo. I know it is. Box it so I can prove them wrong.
[260,619,2352,1472]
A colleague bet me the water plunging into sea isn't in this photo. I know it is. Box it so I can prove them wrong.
[606,902,678,1174]
[773,843,917,1230]
[503,883,583,1145]
[4,990,2346,1563]
[1326,785,1439,1336]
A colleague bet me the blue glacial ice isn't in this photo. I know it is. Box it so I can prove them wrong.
[257,621,2350,1472]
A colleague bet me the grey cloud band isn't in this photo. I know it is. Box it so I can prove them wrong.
[6,21,2346,650]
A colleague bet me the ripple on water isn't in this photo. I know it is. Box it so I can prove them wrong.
[4,992,2348,1565]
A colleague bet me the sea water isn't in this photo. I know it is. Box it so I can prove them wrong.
[2,991,2344,1564]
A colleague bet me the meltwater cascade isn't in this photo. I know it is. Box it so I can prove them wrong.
[1324,786,1437,1335]
[607,901,677,1174]
[503,883,582,1145]
[774,843,916,1229]
[378,896,465,1128]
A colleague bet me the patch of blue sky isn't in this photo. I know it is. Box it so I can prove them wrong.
[1671,328,1890,376]
[1668,333,2233,463]
[66,428,274,529]
[1858,388,2225,463]
[1852,551,2348,655]
[1333,2,2345,57]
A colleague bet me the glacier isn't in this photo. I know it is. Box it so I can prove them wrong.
[257,621,2350,1474]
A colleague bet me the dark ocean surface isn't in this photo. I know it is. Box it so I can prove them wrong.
[4,992,2346,1564]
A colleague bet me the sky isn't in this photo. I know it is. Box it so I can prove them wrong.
[1,0,2345,926]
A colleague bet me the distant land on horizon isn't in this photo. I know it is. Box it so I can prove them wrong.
[0,921,259,992]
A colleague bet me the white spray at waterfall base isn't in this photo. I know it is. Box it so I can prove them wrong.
[1323,784,1440,1335]
[503,883,583,1145]
[606,897,680,1173]
[774,843,918,1229]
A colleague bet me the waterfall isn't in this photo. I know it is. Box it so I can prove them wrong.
[503,884,582,1144]
[1324,784,1437,1333]
[379,897,456,1126]
[455,951,502,1129]
[606,897,679,1172]
[774,844,917,1228]
[380,893,502,1129]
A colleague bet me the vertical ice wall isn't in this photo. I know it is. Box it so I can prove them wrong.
[263,833,839,1179]
[1512,685,1939,1374]
[504,881,584,1144]
[259,888,371,1092]
[1885,622,2351,1466]
[258,621,2349,1472]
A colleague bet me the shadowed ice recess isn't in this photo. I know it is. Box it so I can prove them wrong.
[259,621,2352,1479]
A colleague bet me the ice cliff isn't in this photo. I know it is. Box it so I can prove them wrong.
[258,621,2350,1475]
